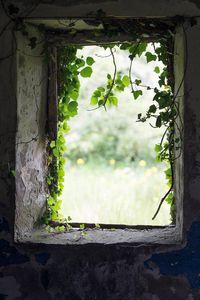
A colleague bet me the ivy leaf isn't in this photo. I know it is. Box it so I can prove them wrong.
[154,144,162,152]
[133,90,143,100]
[11,170,16,177]
[165,192,173,205]
[135,79,141,86]
[109,96,118,106]
[68,101,78,116]
[86,57,95,65]
[164,167,172,179]
[155,115,162,127]
[94,90,101,97]
[50,141,56,148]
[97,87,105,92]
[76,58,85,68]
[148,104,157,113]
[80,66,93,78]
[137,42,148,57]
[154,66,160,74]
[145,52,157,63]
[122,75,130,87]
[98,100,104,106]
[80,224,85,230]
[70,89,79,100]
[53,148,59,157]
[90,96,98,105]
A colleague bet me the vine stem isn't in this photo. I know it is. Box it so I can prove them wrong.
[103,47,117,106]
[128,40,142,95]
[152,133,174,220]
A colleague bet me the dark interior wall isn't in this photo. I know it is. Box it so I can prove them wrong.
[1,0,200,299]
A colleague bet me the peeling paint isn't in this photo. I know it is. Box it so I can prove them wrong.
[145,222,200,288]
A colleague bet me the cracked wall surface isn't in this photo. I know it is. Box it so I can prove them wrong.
[1,0,200,299]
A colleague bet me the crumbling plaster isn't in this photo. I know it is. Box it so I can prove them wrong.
[1,0,200,299]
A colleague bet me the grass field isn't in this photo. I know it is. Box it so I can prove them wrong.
[60,162,171,226]
[59,45,171,226]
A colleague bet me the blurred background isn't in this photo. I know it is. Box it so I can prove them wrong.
[60,45,171,226]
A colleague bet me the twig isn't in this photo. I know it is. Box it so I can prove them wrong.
[128,40,142,95]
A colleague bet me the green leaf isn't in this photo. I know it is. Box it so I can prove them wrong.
[135,79,141,86]
[155,115,162,127]
[164,167,172,178]
[97,87,105,92]
[68,101,78,116]
[80,224,85,230]
[90,96,98,105]
[53,148,59,157]
[98,100,104,106]
[50,141,56,148]
[94,90,101,97]
[122,75,130,87]
[133,90,143,100]
[148,104,157,113]
[80,66,93,78]
[86,57,95,65]
[145,52,157,63]
[109,96,118,106]
[11,170,16,177]
[154,66,160,74]
[137,42,148,57]
[154,144,162,152]
[70,89,79,100]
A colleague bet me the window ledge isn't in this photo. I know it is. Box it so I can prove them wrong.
[19,225,181,246]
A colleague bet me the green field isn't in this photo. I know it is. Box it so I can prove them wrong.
[59,45,172,226]
[60,163,171,226]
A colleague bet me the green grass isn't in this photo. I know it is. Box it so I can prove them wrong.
[60,163,171,226]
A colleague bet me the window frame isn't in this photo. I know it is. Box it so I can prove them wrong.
[15,19,184,245]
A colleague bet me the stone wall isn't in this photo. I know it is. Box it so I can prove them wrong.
[1,0,200,299]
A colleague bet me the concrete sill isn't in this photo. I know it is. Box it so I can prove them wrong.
[21,225,181,246]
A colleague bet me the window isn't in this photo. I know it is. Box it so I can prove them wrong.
[55,44,171,227]
[15,18,184,245]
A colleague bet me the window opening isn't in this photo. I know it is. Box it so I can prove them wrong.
[59,44,171,226]
[44,18,178,231]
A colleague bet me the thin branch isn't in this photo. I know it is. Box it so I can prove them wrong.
[152,133,174,220]
[103,48,117,106]
[128,40,142,95]
[152,184,173,220]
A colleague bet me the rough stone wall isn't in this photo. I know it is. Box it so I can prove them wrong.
[15,28,48,241]
[1,1,200,299]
